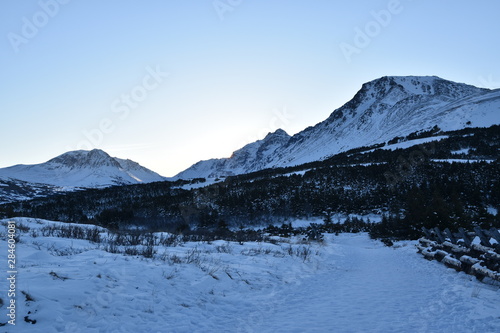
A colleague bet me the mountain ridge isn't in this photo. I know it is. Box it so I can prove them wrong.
[175,75,499,179]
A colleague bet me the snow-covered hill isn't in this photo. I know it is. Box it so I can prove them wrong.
[1,217,499,332]
[177,129,291,179]
[175,76,500,179]
[0,149,165,188]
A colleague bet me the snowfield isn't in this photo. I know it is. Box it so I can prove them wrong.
[1,218,499,333]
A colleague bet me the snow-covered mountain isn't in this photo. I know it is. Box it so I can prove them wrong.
[177,129,291,179]
[0,149,165,188]
[175,76,500,179]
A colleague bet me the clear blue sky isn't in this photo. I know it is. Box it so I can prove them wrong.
[1,0,500,177]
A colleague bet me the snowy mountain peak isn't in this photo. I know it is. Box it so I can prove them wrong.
[46,149,121,169]
[0,149,165,188]
[175,129,292,179]
[264,128,290,139]
[230,129,291,159]
[176,75,500,179]
[361,75,487,97]
[329,76,484,122]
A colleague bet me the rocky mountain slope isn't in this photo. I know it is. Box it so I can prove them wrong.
[176,76,500,179]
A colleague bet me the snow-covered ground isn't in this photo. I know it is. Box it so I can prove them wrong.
[375,135,449,152]
[1,218,499,332]
[431,159,495,163]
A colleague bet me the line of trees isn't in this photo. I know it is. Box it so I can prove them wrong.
[0,126,498,240]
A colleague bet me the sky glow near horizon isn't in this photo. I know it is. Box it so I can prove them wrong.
[1,0,500,177]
